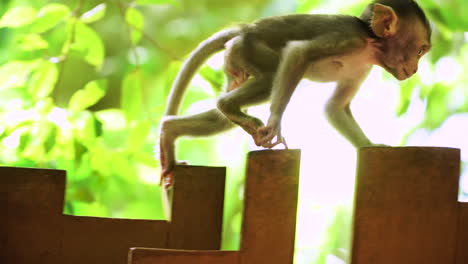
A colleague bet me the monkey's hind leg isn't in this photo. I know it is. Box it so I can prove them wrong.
[224,36,252,92]
[217,75,273,146]
[159,109,235,187]
[218,34,280,145]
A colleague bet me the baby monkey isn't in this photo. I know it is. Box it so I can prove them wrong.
[159,0,431,186]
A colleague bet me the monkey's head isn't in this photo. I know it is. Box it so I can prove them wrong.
[361,0,432,80]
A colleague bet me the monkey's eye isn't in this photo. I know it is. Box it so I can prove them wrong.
[418,48,425,56]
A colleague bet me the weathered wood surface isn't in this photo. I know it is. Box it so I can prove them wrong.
[130,249,239,264]
[240,149,300,263]
[63,216,168,264]
[0,166,226,264]
[129,149,301,264]
[163,166,226,249]
[1,167,65,264]
[458,202,468,264]
[352,147,460,264]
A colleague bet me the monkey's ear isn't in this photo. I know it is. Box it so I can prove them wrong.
[371,4,398,37]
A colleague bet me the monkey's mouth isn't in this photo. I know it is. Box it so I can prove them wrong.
[402,68,410,79]
[379,61,410,80]
[394,66,410,80]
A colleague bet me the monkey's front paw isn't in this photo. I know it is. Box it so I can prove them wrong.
[160,168,174,189]
[159,161,189,189]
[256,126,288,149]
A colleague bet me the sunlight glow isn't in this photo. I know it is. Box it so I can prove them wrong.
[6,98,24,109]
[410,114,468,160]
[400,92,426,131]
[448,87,465,110]
[47,107,72,129]
[460,171,468,202]
[186,99,216,114]
[3,129,22,148]
[137,165,159,184]
[5,109,38,124]
[253,51,468,261]
[192,75,216,96]
[8,76,18,86]
[81,3,105,20]
[128,47,150,65]
[206,51,224,70]
[259,81,358,263]
[434,57,459,83]
[282,65,432,263]
[326,254,346,264]
[49,57,60,63]
[418,59,434,85]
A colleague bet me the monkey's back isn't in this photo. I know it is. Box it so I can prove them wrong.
[245,14,372,50]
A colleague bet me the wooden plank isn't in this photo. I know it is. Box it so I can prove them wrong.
[240,149,301,264]
[164,165,226,250]
[62,216,169,264]
[129,149,301,264]
[0,165,226,264]
[352,147,460,264]
[457,202,468,264]
[0,167,65,264]
[129,249,239,264]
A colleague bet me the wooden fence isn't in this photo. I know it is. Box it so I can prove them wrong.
[1,147,467,264]
[1,165,225,264]
[352,147,467,264]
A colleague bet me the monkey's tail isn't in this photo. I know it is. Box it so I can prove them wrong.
[164,27,242,116]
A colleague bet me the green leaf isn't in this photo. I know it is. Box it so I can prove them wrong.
[73,111,103,147]
[80,3,106,24]
[71,22,105,69]
[133,152,157,167]
[69,80,107,112]
[0,60,41,90]
[127,121,151,151]
[68,186,95,203]
[429,32,453,64]
[96,109,126,131]
[396,76,419,117]
[0,6,37,28]
[125,7,144,44]
[18,34,49,51]
[422,83,451,130]
[90,143,113,176]
[200,66,224,93]
[137,0,176,4]
[28,61,58,99]
[111,152,137,180]
[296,0,321,13]
[121,70,143,122]
[31,4,70,33]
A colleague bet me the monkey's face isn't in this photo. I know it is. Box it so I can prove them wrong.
[379,19,431,80]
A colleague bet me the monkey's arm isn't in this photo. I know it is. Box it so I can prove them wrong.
[258,36,362,148]
[257,41,310,148]
[324,80,374,147]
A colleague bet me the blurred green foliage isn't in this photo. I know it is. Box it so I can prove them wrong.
[0,0,467,263]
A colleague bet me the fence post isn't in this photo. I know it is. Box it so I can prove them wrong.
[457,203,468,264]
[129,149,301,264]
[163,165,226,250]
[352,147,460,264]
[240,149,301,264]
[0,167,65,264]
